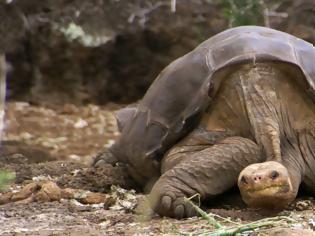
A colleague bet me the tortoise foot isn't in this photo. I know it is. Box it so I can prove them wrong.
[148,180,197,219]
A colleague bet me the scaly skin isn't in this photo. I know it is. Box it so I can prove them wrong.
[92,27,315,218]
[149,63,315,218]
[93,62,315,218]
[150,137,262,218]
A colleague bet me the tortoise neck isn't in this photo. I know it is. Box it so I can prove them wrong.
[281,144,305,193]
[236,63,284,162]
[285,163,302,196]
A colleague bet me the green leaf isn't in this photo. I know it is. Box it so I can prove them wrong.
[0,171,15,191]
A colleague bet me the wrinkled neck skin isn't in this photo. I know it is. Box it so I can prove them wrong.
[236,63,312,204]
[281,146,304,198]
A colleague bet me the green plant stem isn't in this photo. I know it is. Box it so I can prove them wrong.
[184,197,222,229]
[202,216,296,236]
[185,195,297,236]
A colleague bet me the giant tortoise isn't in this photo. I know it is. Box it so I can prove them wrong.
[93,26,315,218]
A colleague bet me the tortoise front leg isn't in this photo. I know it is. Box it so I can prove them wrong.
[149,137,263,218]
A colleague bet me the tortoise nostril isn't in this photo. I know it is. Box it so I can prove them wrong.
[240,175,248,184]
[270,170,279,180]
[253,176,262,181]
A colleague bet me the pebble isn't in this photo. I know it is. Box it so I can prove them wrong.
[74,118,88,128]
[295,200,312,211]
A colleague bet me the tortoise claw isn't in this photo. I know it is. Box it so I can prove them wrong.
[174,204,185,219]
[161,195,172,213]
[148,181,198,219]
[91,150,118,167]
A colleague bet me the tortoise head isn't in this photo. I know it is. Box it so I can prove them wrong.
[237,161,298,209]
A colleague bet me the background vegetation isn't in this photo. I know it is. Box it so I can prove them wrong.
[0,0,314,105]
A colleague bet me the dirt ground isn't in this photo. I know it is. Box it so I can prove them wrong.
[1,102,315,235]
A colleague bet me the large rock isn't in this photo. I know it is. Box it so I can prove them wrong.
[1,0,314,105]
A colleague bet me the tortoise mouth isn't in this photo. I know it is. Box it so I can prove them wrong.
[245,184,290,196]
[241,183,294,208]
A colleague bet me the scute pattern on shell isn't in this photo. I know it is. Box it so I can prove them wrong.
[110,26,315,185]
[198,26,315,96]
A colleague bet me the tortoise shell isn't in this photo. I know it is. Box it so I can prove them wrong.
[110,26,315,184]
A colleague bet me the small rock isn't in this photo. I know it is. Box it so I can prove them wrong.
[295,200,312,211]
[61,188,76,199]
[0,192,13,204]
[78,192,107,204]
[99,220,111,227]
[309,218,315,230]
[32,175,53,181]
[109,186,138,212]
[69,199,86,207]
[103,196,116,210]
[68,154,81,161]
[74,118,88,128]
[14,102,30,111]
[104,139,115,148]
[20,132,33,140]
[61,104,79,114]
[16,196,34,204]
[34,181,62,202]
[11,182,40,202]
[0,180,115,207]
[291,223,304,230]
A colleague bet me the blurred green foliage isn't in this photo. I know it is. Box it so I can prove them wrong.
[194,25,208,43]
[53,23,112,47]
[0,171,15,191]
[221,0,265,27]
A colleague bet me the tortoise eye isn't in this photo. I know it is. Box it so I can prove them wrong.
[270,170,279,180]
[240,175,248,184]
